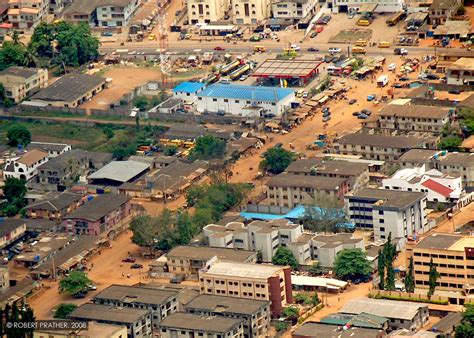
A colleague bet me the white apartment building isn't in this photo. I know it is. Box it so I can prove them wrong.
[330,0,404,14]
[0,67,48,103]
[3,149,49,181]
[96,0,141,27]
[187,0,227,24]
[272,0,318,20]
[232,0,270,25]
[345,188,429,246]
[382,166,463,203]
[7,0,49,30]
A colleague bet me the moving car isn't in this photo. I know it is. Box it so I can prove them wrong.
[328,47,341,54]
[290,44,300,51]
[122,257,136,263]
[214,46,225,51]
[367,94,376,101]
[388,63,396,71]
[394,48,408,55]
[307,47,319,52]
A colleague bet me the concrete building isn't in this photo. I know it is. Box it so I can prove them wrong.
[331,133,428,161]
[407,233,474,303]
[382,166,463,203]
[88,160,150,186]
[398,150,474,188]
[26,192,83,221]
[158,313,244,338]
[33,322,128,338]
[311,233,365,268]
[7,0,49,30]
[446,58,474,85]
[63,0,142,27]
[199,261,293,317]
[285,158,370,191]
[429,0,461,25]
[166,245,257,276]
[187,0,226,24]
[4,149,49,181]
[266,172,349,208]
[185,294,271,338]
[330,0,404,13]
[293,322,386,338]
[93,285,179,329]
[27,142,71,159]
[272,0,318,21]
[172,81,206,105]
[232,0,270,25]
[436,50,474,72]
[196,84,295,117]
[62,193,132,236]
[0,67,48,103]
[345,188,428,244]
[0,219,26,250]
[30,74,106,108]
[340,298,429,331]
[34,149,89,191]
[68,303,152,338]
[373,104,452,134]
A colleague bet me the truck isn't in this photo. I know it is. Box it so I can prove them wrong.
[377,75,389,87]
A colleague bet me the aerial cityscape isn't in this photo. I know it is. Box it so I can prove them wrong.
[0,0,473,337]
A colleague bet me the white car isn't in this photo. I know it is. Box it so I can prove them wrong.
[290,44,301,51]
[388,63,396,71]
[400,48,408,55]
[328,47,341,54]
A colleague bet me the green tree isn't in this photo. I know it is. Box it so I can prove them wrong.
[189,135,226,160]
[256,250,263,263]
[458,107,474,137]
[275,321,289,332]
[438,135,462,151]
[0,41,28,70]
[133,96,149,111]
[259,147,295,174]
[309,261,326,276]
[164,144,178,156]
[377,249,385,290]
[385,261,395,291]
[54,303,77,319]
[7,125,31,147]
[272,246,299,270]
[2,177,27,216]
[130,213,173,253]
[455,304,474,338]
[282,306,299,324]
[59,271,92,295]
[427,258,440,298]
[302,196,346,233]
[405,256,415,293]
[334,249,372,281]
[102,126,115,139]
[383,233,396,290]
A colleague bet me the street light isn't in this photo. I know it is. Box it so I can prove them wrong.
[157,173,171,204]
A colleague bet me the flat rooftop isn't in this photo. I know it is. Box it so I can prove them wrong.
[340,298,427,320]
[93,285,178,305]
[267,172,347,190]
[293,322,384,338]
[158,313,242,333]
[69,303,149,324]
[336,133,424,149]
[380,104,451,119]
[415,233,462,250]
[204,261,283,279]
[88,160,150,183]
[252,59,321,79]
[347,188,425,209]
[167,246,256,262]
[185,294,269,315]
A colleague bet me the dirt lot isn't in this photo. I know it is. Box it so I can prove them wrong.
[81,66,163,110]
[329,29,373,44]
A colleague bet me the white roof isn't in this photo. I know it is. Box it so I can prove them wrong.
[88,160,150,183]
[204,261,283,279]
[291,275,347,289]
[340,298,427,320]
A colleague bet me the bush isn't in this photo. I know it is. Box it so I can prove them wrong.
[275,321,289,332]
[370,293,449,305]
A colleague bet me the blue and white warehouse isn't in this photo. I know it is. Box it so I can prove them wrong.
[196,84,295,117]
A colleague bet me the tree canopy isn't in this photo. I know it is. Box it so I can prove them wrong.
[2,177,27,216]
[272,246,299,270]
[54,303,77,319]
[259,147,295,174]
[301,196,346,233]
[455,304,474,338]
[458,107,474,137]
[189,135,226,160]
[334,249,372,281]
[405,256,415,293]
[59,271,92,295]
[7,125,31,147]
[428,258,440,298]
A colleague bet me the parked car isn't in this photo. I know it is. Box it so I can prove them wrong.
[426,73,439,80]
[399,76,410,81]
[352,111,360,116]
[323,111,331,117]
[131,263,144,269]
[122,257,136,263]
[328,47,341,54]
[449,89,461,94]
[240,75,248,81]
[101,31,113,37]
[275,143,283,148]
[357,113,369,119]
[388,63,396,71]
[322,115,331,122]
[349,99,357,105]
[391,82,403,88]
[367,94,376,101]
[87,284,97,291]
[290,44,300,51]
[307,47,319,52]
[73,292,86,299]
[361,109,372,116]
[310,32,318,38]
[322,107,330,114]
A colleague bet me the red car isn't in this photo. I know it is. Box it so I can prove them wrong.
[214,47,225,51]
[122,257,136,263]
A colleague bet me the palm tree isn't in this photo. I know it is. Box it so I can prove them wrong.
[11,30,22,45]
[22,47,37,67]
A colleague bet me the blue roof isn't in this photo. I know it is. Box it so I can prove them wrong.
[173,82,206,93]
[197,84,294,103]
[241,205,345,221]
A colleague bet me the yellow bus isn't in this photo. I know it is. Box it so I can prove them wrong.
[378,41,391,48]
[357,19,371,26]
[352,47,367,54]
[254,46,266,53]
[386,12,404,26]
[355,39,367,47]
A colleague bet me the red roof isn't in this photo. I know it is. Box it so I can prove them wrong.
[421,179,453,197]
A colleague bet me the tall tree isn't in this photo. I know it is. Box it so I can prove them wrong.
[59,271,92,295]
[334,249,372,281]
[272,246,299,270]
[189,135,226,160]
[385,261,396,291]
[383,233,396,290]
[302,196,346,233]
[7,125,31,147]
[377,249,385,290]
[54,303,77,319]
[428,258,440,298]
[259,147,295,174]
[405,256,415,293]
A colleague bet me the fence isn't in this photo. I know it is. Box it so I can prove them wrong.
[146,111,248,125]
[369,290,449,304]
[7,105,88,116]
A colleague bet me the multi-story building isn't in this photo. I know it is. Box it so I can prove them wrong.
[436,50,474,72]
[429,0,461,25]
[398,149,474,188]
[48,0,64,14]
[446,58,474,86]
[204,220,364,267]
[165,245,257,276]
[68,303,152,338]
[187,0,226,24]
[93,285,179,329]
[34,322,128,338]
[27,142,71,159]
[4,149,49,181]
[62,193,132,236]
[367,104,452,135]
[331,133,428,161]
[232,0,270,25]
[345,188,428,245]
[382,166,463,203]
[7,0,49,30]
[330,0,404,13]
[272,0,318,22]
[199,261,293,317]
[158,313,244,338]
[285,158,370,191]
[34,149,89,191]
[407,233,474,304]
[26,192,83,221]
[0,67,48,103]
[266,173,349,208]
[185,295,271,338]
[0,219,26,250]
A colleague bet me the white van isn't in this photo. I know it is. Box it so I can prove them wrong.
[388,63,396,71]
